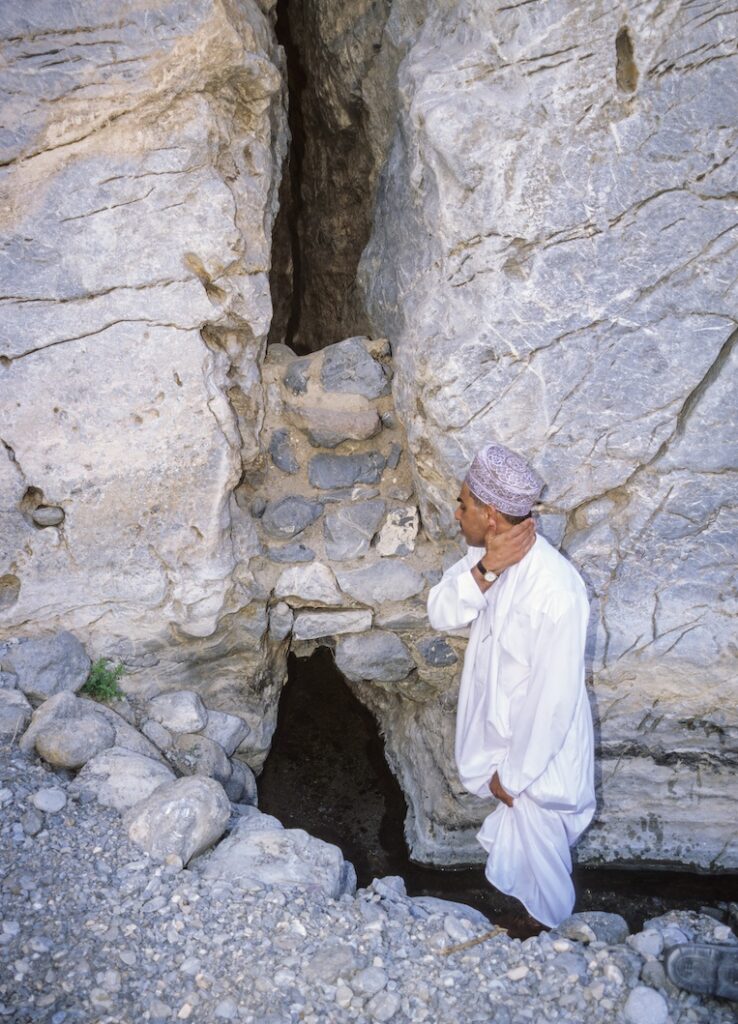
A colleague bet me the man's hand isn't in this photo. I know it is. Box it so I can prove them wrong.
[484,518,535,574]
[489,771,514,807]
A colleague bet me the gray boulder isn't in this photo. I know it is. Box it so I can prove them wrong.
[141,719,173,751]
[269,428,299,474]
[201,710,250,757]
[168,734,232,786]
[198,827,356,899]
[146,691,208,734]
[72,747,175,812]
[230,806,283,832]
[335,631,415,683]
[557,911,630,945]
[0,689,32,740]
[0,632,90,705]
[35,715,116,769]
[266,542,315,564]
[336,561,425,606]
[323,500,386,560]
[308,453,385,490]
[289,403,381,448]
[260,495,323,539]
[320,337,391,400]
[224,758,258,805]
[124,776,230,865]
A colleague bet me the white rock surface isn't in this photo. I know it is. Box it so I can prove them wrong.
[199,827,356,899]
[124,776,230,865]
[292,610,373,641]
[274,563,344,607]
[201,710,251,757]
[146,692,209,735]
[0,0,287,687]
[73,747,175,812]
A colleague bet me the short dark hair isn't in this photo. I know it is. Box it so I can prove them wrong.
[469,490,531,526]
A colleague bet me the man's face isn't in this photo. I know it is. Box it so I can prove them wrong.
[455,483,493,547]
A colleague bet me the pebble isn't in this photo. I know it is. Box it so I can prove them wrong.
[0,746,734,1024]
[31,787,66,813]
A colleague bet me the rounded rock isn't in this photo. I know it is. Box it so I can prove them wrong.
[32,787,67,813]
[35,715,115,768]
[623,986,669,1024]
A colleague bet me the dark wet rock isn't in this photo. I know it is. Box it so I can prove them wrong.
[267,542,316,563]
[283,357,311,395]
[323,500,386,560]
[320,337,391,400]
[261,496,323,538]
[308,453,385,490]
[269,429,299,474]
[416,636,458,668]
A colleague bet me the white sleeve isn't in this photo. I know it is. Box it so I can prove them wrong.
[497,591,587,798]
[427,547,487,631]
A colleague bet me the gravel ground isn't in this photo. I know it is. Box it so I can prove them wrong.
[1,746,736,1024]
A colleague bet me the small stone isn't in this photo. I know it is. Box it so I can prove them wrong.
[365,990,401,1022]
[249,497,267,519]
[604,963,624,985]
[352,966,388,996]
[1,632,91,703]
[336,985,353,1008]
[308,452,385,490]
[283,356,311,394]
[268,602,294,641]
[168,734,232,786]
[336,560,425,606]
[292,610,372,641]
[623,986,668,1024]
[201,710,250,757]
[214,997,237,1019]
[640,960,669,991]
[146,691,208,734]
[20,809,44,836]
[375,505,419,556]
[386,442,402,469]
[628,929,664,959]
[274,563,343,606]
[0,689,32,739]
[323,500,386,560]
[335,631,414,682]
[558,911,630,945]
[32,788,66,813]
[269,429,299,474]
[32,505,65,527]
[506,965,529,981]
[141,719,173,751]
[267,542,315,563]
[416,636,457,667]
[35,714,116,768]
[261,496,323,539]
[320,337,391,400]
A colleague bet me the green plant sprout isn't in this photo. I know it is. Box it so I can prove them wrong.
[81,658,125,702]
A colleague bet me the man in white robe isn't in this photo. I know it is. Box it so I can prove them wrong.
[427,443,595,928]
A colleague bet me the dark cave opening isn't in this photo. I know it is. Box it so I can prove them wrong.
[258,647,738,939]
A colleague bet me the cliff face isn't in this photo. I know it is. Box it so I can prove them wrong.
[360,0,738,866]
[1,0,736,871]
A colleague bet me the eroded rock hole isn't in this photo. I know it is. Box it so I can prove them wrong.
[258,646,409,884]
[615,27,638,93]
[269,0,382,353]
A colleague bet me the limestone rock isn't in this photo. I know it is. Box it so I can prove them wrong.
[320,337,391,400]
[623,987,668,1024]
[32,788,66,814]
[141,720,173,752]
[335,631,414,683]
[557,912,630,946]
[375,506,419,557]
[231,806,283,833]
[201,710,251,757]
[269,429,299,474]
[35,715,116,769]
[292,610,373,641]
[146,691,208,735]
[0,690,32,740]
[72,747,175,812]
[0,0,287,671]
[266,542,316,563]
[224,758,258,805]
[80,698,165,762]
[198,827,356,899]
[336,561,425,606]
[261,496,324,538]
[274,563,343,607]
[268,602,294,642]
[415,636,457,668]
[286,402,381,449]
[168,734,232,786]
[308,453,385,490]
[323,500,386,560]
[0,633,90,705]
[124,776,230,865]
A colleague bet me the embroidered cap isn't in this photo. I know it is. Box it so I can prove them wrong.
[465,442,544,516]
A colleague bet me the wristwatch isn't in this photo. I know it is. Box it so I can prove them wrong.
[475,558,499,583]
